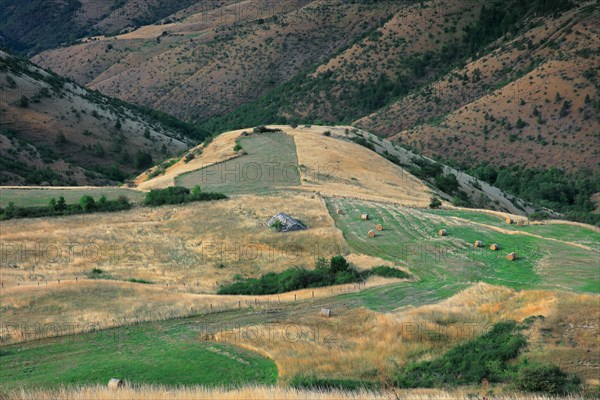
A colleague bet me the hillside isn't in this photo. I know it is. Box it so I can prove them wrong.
[22,0,600,221]
[356,1,600,172]
[134,125,533,214]
[0,51,204,185]
[1,123,598,396]
[0,0,208,55]
[31,0,396,121]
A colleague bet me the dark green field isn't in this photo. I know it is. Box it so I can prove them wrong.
[0,187,146,208]
[176,132,300,194]
[0,318,277,390]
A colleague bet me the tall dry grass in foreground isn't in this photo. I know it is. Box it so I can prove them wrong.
[0,277,399,344]
[214,283,599,383]
[4,385,587,400]
[0,192,347,291]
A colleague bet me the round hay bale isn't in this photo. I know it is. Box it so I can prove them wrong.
[361,214,369,221]
[474,240,484,248]
[375,224,383,231]
[506,217,514,224]
[506,252,517,261]
[320,308,332,318]
[368,230,376,237]
[108,378,124,390]
[438,229,448,236]
[336,209,344,215]
[516,220,525,226]
[490,243,500,251]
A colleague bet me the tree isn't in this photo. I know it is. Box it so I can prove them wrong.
[429,197,442,209]
[434,173,460,194]
[5,202,15,218]
[515,363,570,394]
[48,198,57,209]
[18,95,29,108]
[144,128,151,139]
[79,195,95,212]
[330,256,350,273]
[55,132,67,144]
[93,143,105,157]
[56,196,66,211]
[134,150,153,169]
[115,119,122,130]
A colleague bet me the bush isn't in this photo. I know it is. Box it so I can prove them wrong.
[79,195,96,212]
[134,150,153,169]
[290,375,379,391]
[395,321,527,387]
[1,194,131,221]
[434,173,460,194]
[369,266,410,279]
[515,362,577,395]
[218,256,362,295]
[144,186,226,206]
[429,197,442,209]
[17,95,29,107]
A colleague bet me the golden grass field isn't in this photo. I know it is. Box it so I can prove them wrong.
[213,283,599,385]
[135,129,245,189]
[0,276,401,344]
[6,385,590,400]
[0,192,346,291]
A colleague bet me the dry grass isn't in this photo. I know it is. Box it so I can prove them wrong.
[0,276,399,344]
[135,129,244,189]
[4,385,587,400]
[212,283,599,383]
[0,192,345,291]
[280,125,432,207]
[134,125,433,206]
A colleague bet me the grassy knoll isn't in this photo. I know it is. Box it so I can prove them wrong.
[0,187,145,208]
[327,199,599,294]
[0,319,277,390]
[176,131,300,194]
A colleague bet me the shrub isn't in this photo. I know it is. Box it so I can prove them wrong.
[144,186,226,206]
[134,150,153,169]
[429,196,442,209]
[434,173,460,194]
[55,132,67,144]
[290,375,379,391]
[330,255,350,273]
[369,266,410,279]
[515,362,577,394]
[395,321,527,387]
[17,95,29,107]
[218,256,361,295]
[79,195,95,212]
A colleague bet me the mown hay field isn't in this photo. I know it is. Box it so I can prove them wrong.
[327,198,600,293]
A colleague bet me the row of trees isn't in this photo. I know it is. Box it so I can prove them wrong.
[0,195,131,220]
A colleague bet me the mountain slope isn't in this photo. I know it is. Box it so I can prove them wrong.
[31,0,401,121]
[0,51,199,185]
[356,1,600,172]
